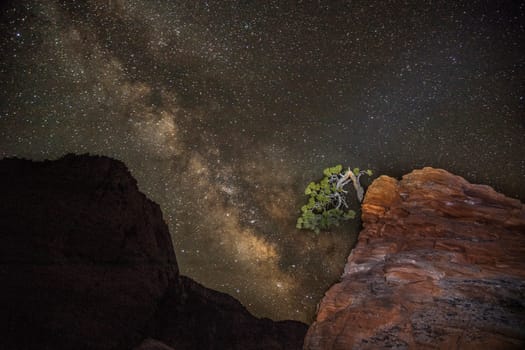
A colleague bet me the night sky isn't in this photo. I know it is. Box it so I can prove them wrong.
[1,1,524,323]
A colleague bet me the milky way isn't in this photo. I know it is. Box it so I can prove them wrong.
[1,1,524,322]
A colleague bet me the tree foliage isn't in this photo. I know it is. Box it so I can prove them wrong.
[296,165,373,234]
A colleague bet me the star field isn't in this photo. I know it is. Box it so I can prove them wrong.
[1,1,524,322]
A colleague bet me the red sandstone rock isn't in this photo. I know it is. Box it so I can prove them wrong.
[304,167,525,350]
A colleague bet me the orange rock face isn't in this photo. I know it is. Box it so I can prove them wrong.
[304,168,525,350]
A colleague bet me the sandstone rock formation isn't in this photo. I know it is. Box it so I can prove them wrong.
[304,167,525,350]
[0,154,307,350]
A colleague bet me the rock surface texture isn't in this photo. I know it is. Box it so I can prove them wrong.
[0,154,306,350]
[304,167,525,350]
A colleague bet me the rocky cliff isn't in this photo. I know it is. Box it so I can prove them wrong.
[304,167,525,349]
[0,154,307,350]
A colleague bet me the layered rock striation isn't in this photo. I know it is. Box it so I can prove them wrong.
[0,154,306,350]
[304,167,525,349]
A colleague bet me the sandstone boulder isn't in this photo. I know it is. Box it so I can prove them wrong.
[304,167,525,350]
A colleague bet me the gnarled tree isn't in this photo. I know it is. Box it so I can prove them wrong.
[296,165,373,234]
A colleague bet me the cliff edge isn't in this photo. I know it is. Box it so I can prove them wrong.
[304,167,525,349]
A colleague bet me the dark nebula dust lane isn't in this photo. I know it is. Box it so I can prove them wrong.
[1,1,524,322]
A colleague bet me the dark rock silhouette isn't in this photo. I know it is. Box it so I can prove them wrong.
[304,167,525,350]
[0,154,307,350]
[133,338,174,350]
[149,276,308,350]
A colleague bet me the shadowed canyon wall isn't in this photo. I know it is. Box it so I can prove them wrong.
[0,154,307,350]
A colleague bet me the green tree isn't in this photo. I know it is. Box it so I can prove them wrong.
[296,165,373,234]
